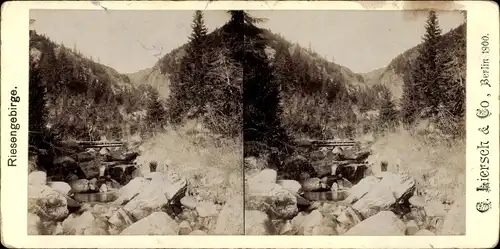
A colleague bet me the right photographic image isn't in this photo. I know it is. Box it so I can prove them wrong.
[243,10,466,236]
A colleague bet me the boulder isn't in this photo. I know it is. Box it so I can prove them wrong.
[122,172,187,220]
[215,194,244,235]
[348,172,415,219]
[438,196,465,235]
[47,181,71,196]
[196,202,218,218]
[62,211,95,235]
[112,177,149,205]
[28,185,69,221]
[120,212,179,235]
[344,176,380,204]
[245,210,276,235]
[409,195,426,208]
[28,171,46,186]
[276,179,302,194]
[294,210,323,235]
[180,196,198,209]
[248,169,277,185]
[424,200,447,217]
[69,179,90,193]
[245,182,298,219]
[345,211,406,236]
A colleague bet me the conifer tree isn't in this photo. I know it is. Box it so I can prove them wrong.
[401,10,442,124]
[168,10,208,122]
[227,11,289,155]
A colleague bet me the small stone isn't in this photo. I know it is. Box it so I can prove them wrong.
[99,184,108,193]
[405,220,419,235]
[181,196,198,209]
[179,221,192,235]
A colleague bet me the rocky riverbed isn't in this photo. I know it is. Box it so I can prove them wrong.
[28,144,244,235]
[243,146,465,236]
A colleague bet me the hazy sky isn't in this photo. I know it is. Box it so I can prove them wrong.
[31,10,465,74]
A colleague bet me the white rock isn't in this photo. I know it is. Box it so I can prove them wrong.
[180,196,198,209]
[28,213,41,235]
[122,173,187,220]
[345,211,406,236]
[248,168,277,184]
[409,195,426,208]
[113,177,150,205]
[245,182,298,219]
[62,211,95,235]
[120,212,179,235]
[196,202,218,218]
[28,185,69,221]
[301,210,324,235]
[215,194,244,235]
[438,196,465,235]
[277,179,302,194]
[245,210,276,235]
[28,171,46,186]
[424,200,447,217]
[99,184,108,193]
[47,181,72,196]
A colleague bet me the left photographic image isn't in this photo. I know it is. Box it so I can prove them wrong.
[27,10,243,236]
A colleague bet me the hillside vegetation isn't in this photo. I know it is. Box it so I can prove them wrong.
[29,30,167,150]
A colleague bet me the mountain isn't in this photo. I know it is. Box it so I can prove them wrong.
[134,22,390,139]
[29,30,164,142]
[362,23,466,102]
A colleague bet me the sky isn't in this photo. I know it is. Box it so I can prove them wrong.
[31,10,465,74]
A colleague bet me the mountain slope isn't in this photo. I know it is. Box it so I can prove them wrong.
[29,30,163,142]
[363,23,466,102]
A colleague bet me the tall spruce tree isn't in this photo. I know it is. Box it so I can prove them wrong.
[168,10,208,122]
[402,10,442,125]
